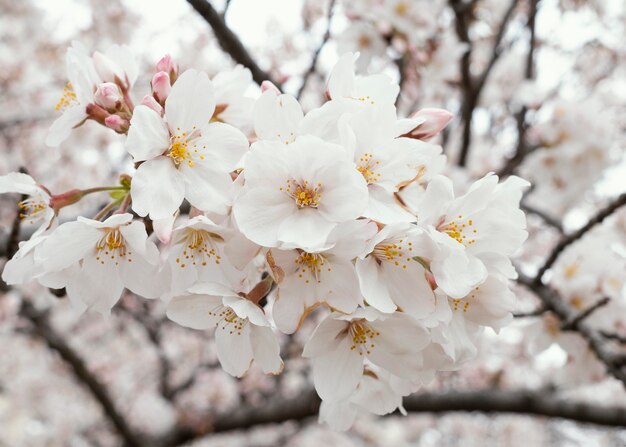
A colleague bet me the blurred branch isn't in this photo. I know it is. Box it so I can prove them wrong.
[450,0,520,167]
[561,297,610,331]
[162,387,626,444]
[19,300,145,447]
[521,202,564,233]
[296,0,337,100]
[518,274,626,387]
[186,0,281,87]
[534,193,626,284]
[498,0,540,177]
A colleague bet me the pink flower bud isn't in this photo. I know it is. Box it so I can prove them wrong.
[85,103,110,125]
[92,51,124,85]
[151,72,171,104]
[407,108,454,141]
[156,54,179,82]
[261,80,281,95]
[141,95,164,115]
[94,82,122,111]
[104,115,129,133]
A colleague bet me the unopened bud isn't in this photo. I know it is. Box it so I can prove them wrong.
[104,115,129,133]
[156,54,179,82]
[141,95,164,115]
[86,103,110,125]
[94,82,123,111]
[406,108,454,141]
[151,72,171,104]
[261,80,281,95]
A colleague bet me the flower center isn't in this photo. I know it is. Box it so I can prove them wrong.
[294,252,330,283]
[55,82,78,111]
[280,179,323,208]
[95,228,132,266]
[438,214,477,246]
[357,152,381,184]
[18,198,48,225]
[372,238,413,269]
[349,320,380,356]
[167,127,204,168]
[208,305,246,336]
[394,2,409,15]
[174,229,222,268]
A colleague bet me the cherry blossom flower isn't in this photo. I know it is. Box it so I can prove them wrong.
[233,135,369,251]
[36,213,162,314]
[46,41,137,146]
[166,282,283,377]
[302,307,429,402]
[267,220,377,333]
[126,69,249,220]
[0,172,55,237]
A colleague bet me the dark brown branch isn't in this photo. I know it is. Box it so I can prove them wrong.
[513,305,548,318]
[19,300,145,447]
[450,0,520,167]
[534,193,626,284]
[186,0,280,87]
[296,0,337,100]
[601,331,626,344]
[561,297,610,331]
[497,0,539,178]
[163,387,626,445]
[521,202,564,233]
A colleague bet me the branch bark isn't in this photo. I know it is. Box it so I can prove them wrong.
[186,0,280,87]
[162,387,626,445]
[19,301,145,447]
[534,193,626,284]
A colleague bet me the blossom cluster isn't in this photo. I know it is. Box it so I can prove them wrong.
[1,44,529,430]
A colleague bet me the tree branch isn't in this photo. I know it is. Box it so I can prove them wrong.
[296,0,337,100]
[450,0,520,167]
[19,300,145,447]
[518,274,626,387]
[186,0,280,87]
[162,387,626,445]
[534,193,626,284]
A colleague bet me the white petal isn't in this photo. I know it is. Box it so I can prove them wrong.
[302,316,348,358]
[126,105,169,162]
[215,321,254,377]
[233,186,295,247]
[254,91,303,143]
[165,69,215,132]
[312,336,363,402]
[66,255,124,315]
[166,293,223,329]
[223,295,268,326]
[130,157,185,220]
[277,209,335,252]
[250,325,284,374]
[180,162,232,215]
[355,256,397,313]
[39,222,99,272]
[193,122,249,171]
[45,106,87,147]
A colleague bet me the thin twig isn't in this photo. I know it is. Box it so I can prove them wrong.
[186,0,280,87]
[19,301,145,447]
[561,297,610,330]
[521,201,564,233]
[296,0,337,100]
[534,193,626,284]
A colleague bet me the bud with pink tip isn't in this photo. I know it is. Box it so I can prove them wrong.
[151,72,171,104]
[405,108,454,141]
[156,54,179,82]
[261,80,281,95]
[104,115,129,134]
[141,95,164,115]
[94,82,123,112]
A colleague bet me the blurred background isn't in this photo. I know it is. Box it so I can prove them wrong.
[0,0,625,445]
